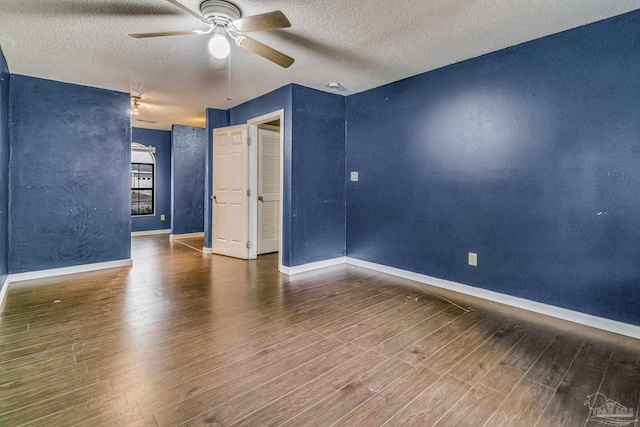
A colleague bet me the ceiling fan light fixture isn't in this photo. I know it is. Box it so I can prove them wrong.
[129,0,294,68]
[209,31,230,59]
[131,96,141,115]
[327,82,348,92]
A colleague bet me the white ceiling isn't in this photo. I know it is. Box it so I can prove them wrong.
[1,0,639,130]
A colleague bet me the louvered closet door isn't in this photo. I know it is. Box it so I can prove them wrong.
[212,124,249,259]
[257,127,280,255]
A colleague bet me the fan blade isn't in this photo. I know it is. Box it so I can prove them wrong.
[164,0,209,25]
[232,11,291,33]
[129,30,201,38]
[238,37,294,68]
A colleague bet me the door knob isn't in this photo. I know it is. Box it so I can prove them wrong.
[211,195,217,201]
[258,196,264,202]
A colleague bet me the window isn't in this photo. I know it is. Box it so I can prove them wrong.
[131,143,155,216]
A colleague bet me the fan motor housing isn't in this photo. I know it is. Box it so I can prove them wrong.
[200,0,241,22]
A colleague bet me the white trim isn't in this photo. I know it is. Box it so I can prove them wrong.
[131,143,156,153]
[170,232,205,240]
[279,265,291,275]
[202,247,212,254]
[9,259,133,283]
[345,257,640,340]
[247,109,285,273]
[282,257,346,276]
[131,229,171,237]
[0,275,9,312]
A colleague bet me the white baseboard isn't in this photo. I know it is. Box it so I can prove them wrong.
[9,259,133,283]
[170,232,205,240]
[131,229,171,237]
[281,257,346,276]
[202,247,212,254]
[0,275,9,312]
[345,257,640,340]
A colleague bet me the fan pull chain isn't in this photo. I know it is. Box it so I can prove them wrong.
[227,50,232,101]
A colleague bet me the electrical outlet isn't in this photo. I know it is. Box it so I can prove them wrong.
[468,252,477,267]
[160,215,165,221]
[350,171,359,182]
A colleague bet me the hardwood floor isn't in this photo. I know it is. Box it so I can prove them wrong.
[1,235,640,426]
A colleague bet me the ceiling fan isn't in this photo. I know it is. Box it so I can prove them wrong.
[129,0,294,68]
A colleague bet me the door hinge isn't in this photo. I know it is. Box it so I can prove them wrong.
[247,189,251,197]
[247,137,251,145]
[246,241,251,249]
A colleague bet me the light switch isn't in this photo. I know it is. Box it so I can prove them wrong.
[160,215,165,221]
[350,172,359,182]
[468,252,477,267]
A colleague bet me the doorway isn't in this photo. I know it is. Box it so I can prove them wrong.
[256,123,280,255]
[248,110,284,271]
[211,110,284,271]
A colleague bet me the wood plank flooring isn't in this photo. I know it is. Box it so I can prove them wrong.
[1,235,640,426]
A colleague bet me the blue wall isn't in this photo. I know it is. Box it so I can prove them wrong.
[291,85,346,265]
[346,11,640,325]
[229,85,293,265]
[131,127,171,232]
[0,47,9,288]
[204,108,228,248]
[9,75,131,273]
[171,125,206,235]
[225,85,346,266]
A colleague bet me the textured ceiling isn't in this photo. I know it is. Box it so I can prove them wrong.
[1,0,639,130]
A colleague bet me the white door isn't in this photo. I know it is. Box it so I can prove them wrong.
[212,124,249,259]
[257,126,280,255]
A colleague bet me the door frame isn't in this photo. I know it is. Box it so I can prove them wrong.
[247,110,284,271]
